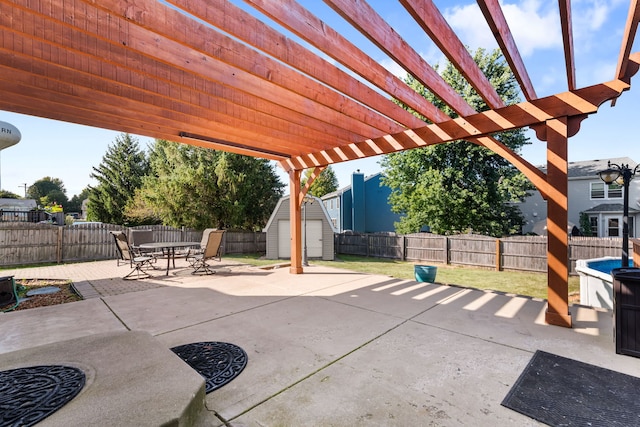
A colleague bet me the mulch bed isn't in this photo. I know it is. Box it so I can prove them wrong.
[10,279,82,311]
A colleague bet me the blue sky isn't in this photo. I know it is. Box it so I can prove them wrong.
[0,0,638,198]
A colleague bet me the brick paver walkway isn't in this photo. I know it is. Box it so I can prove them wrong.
[1,257,246,299]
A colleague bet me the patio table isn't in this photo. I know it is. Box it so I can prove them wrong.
[139,241,200,276]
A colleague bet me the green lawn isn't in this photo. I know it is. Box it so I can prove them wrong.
[226,253,580,301]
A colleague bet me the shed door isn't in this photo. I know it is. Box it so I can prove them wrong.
[278,220,323,259]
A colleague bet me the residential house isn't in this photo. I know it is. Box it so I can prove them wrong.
[321,171,400,233]
[0,198,37,222]
[518,157,639,237]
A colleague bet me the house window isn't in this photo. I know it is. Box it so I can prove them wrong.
[608,218,620,237]
[589,216,598,236]
[336,198,340,209]
[607,183,623,198]
[590,182,605,199]
[591,181,623,199]
[331,218,337,228]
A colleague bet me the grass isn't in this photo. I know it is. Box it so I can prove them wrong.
[226,253,580,301]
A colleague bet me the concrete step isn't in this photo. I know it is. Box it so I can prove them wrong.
[0,331,206,426]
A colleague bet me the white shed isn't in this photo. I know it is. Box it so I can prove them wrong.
[263,195,336,260]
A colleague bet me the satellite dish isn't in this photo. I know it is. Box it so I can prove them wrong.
[0,121,22,150]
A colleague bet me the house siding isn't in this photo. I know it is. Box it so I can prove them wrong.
[518,158,640,237]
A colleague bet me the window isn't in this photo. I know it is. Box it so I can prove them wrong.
[607,183,623,198]
[589,216,598,237]
[336,198,340,209]
[608,218,620,237]
[591,182,605,199]
[590,181,622,199]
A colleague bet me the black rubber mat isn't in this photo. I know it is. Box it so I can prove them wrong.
[171,342,248,393]
[0,365,85,427]
[502,350,640,426]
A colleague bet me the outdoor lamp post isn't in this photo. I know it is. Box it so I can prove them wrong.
[598,161,639,267]
[302,195,314,267]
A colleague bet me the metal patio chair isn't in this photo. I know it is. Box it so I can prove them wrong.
[110,231,155,280]
[187,229,225,275]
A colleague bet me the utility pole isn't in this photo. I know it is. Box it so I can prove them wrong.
[19,183,27,198]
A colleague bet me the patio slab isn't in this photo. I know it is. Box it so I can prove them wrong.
[233,320,539,426]
[0,298,126,354]
[1,260,635,426]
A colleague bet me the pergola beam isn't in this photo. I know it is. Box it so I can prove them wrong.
[559,0,577,91]
[477,0,537,101]
[399,0,505,109]
[285,78,632,171]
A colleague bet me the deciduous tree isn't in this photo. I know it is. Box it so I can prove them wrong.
[302,166,339,197]
[381,48,532,236]
[27,177,68,208]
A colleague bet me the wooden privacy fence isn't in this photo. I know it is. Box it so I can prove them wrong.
[335,233,631,275]
[0,223,266,267]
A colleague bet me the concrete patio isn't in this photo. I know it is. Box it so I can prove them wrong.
[1,258,638,426]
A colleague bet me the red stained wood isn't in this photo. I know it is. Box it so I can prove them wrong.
[477,0,537,101]
[400,0,504,109]
[558,0,576,91]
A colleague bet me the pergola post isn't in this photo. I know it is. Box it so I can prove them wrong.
[289,169,303,274]
[544,117,572,328]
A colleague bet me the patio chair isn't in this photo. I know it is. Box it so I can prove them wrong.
[110,231,155,280]
[0,275,19,312]
[186,228,218,267]
[188,230,225,275]
[129,229,161,262]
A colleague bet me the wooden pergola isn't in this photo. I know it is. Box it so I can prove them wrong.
[1,0,639,327]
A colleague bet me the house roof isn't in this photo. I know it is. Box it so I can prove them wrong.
[263,195,337,233]
[583,203,640,214]
[0,198,37,210]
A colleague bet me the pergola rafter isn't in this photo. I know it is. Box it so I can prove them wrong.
[0,0,638,327]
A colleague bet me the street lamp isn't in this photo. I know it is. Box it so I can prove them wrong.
[302,195,314,267]
[598,161,639,267]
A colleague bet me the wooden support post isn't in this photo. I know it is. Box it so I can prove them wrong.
[495,239,502,271]
[545,117,572,327]
[289,170,303,274]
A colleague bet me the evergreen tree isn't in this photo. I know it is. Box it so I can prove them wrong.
[382,48,532,237]
[87,133,149,224]
[302,166,339,197]
[129,140,284,230]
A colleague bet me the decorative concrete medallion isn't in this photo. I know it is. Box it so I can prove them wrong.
[171,342,248,393]
[0,365,85,427]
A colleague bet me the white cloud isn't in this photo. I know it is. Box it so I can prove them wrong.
[379,58,407,79]
[444,0,561,57]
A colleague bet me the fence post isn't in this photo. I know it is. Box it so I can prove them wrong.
[444,236,450,264]
[495,239,502,271]
[402,235,406,261]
